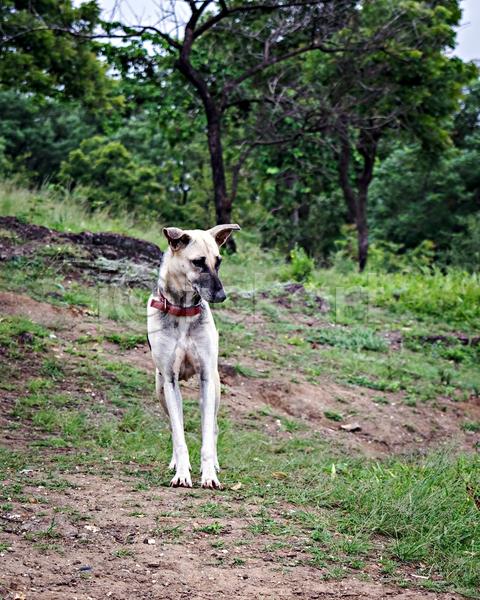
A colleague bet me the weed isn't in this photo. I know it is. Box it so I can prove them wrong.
[462,421,480,432]
[105,332,146,350]
[372,396,389,404]
[196,522,224,535]
[324,410,343,422]
[115,548,135,558]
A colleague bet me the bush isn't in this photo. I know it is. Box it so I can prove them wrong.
[59,137,166,215]
[442,212,480,273]
[281,244,315,282]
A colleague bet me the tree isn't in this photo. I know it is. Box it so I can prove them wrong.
[97,0,357,247]
[248,0,477,268]
[0,91,99,183]
[0,0,117,110]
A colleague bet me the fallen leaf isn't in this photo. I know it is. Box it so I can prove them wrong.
[14,594,26,600]
[29,498,36,504]
[231,482,242,491]
[84,525,99,533]
[271,472,288,479]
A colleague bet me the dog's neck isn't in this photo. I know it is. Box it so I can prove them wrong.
[157,249,201,307]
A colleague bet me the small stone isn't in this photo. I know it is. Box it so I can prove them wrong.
[340,422,361,432]
[144,538,155,545]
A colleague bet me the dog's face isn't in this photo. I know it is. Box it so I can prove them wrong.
[163,224,241,303]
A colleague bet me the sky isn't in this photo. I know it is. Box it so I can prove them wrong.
[91,0,480,63]
[455,0,480,62]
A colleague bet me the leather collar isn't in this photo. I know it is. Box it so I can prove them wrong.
[150,291,202,317]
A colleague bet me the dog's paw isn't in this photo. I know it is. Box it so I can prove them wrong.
[201,472,222,489]
[170,472,192,488]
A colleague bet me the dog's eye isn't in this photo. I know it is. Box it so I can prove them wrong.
[215,256,222,270]
[192,257,206,269]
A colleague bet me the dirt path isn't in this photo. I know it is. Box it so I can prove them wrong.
[2,290,479,457]
[0,472,462,600]
[0,289,476,599]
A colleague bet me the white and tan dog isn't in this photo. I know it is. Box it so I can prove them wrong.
[147,224,241,488]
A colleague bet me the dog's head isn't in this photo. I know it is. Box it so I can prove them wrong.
[162,224,241,303]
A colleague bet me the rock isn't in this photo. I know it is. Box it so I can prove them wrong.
[340,422,361,432]
[218,363,237,378]
[283,283,305,294]
[0,216,161,265]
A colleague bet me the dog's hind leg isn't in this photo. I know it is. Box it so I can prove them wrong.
[156,369,176,470]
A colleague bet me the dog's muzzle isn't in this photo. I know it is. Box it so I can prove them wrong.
[212,289,226,303]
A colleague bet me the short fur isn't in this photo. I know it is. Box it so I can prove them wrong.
[147,224,241,488]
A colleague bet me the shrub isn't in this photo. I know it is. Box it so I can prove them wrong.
[281,244,315,282]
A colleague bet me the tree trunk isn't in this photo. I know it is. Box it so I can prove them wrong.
[357,137,378,272]
[356,189,369,272]
[175,29,236,250]
[206,111,230,224]
[337,132,378,272]
[206,111,236,251]
[338,137,358,224]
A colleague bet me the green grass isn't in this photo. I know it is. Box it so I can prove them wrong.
[1,184,480,595]
[0,181,167,247]
[105,332,146,350]
[2,322,479,595]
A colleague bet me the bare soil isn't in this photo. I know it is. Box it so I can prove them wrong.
[0,472,463,600]
[0,289,475,599]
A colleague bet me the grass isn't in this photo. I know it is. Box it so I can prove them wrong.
[1,315,479,593]
[0,181,167,247]
[1,183,480,595]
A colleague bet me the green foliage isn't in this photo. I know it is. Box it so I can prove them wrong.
[105,333,146,351]
[0,0,118,110]
[444,212,480,273]
[0,316,50,351]
[0,91,98,184]
[333,225,436,274]
[281,245,315,282]
[58,136,165,214]
[370,142,480,257]
[308,326,387,353]
[323,410,343,422]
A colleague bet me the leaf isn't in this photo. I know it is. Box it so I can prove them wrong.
[271,472,288,479]
[231,482,242,491]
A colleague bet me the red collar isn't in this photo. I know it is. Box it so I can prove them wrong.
[150,291,202,317]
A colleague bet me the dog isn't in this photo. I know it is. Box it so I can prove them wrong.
[147,224,241,489]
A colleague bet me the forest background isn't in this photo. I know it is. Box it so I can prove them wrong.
[1,0,480,272]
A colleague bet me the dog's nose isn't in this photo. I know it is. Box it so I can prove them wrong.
[213,289,226,303]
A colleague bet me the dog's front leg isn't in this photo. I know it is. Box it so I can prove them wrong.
[163,375,192,487]
[199,372,222,489]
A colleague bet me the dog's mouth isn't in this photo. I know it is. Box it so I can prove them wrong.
[193,281,226,304]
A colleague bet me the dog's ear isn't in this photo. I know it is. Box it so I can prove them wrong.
[163,227,192,251]
[208,224,241,247]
